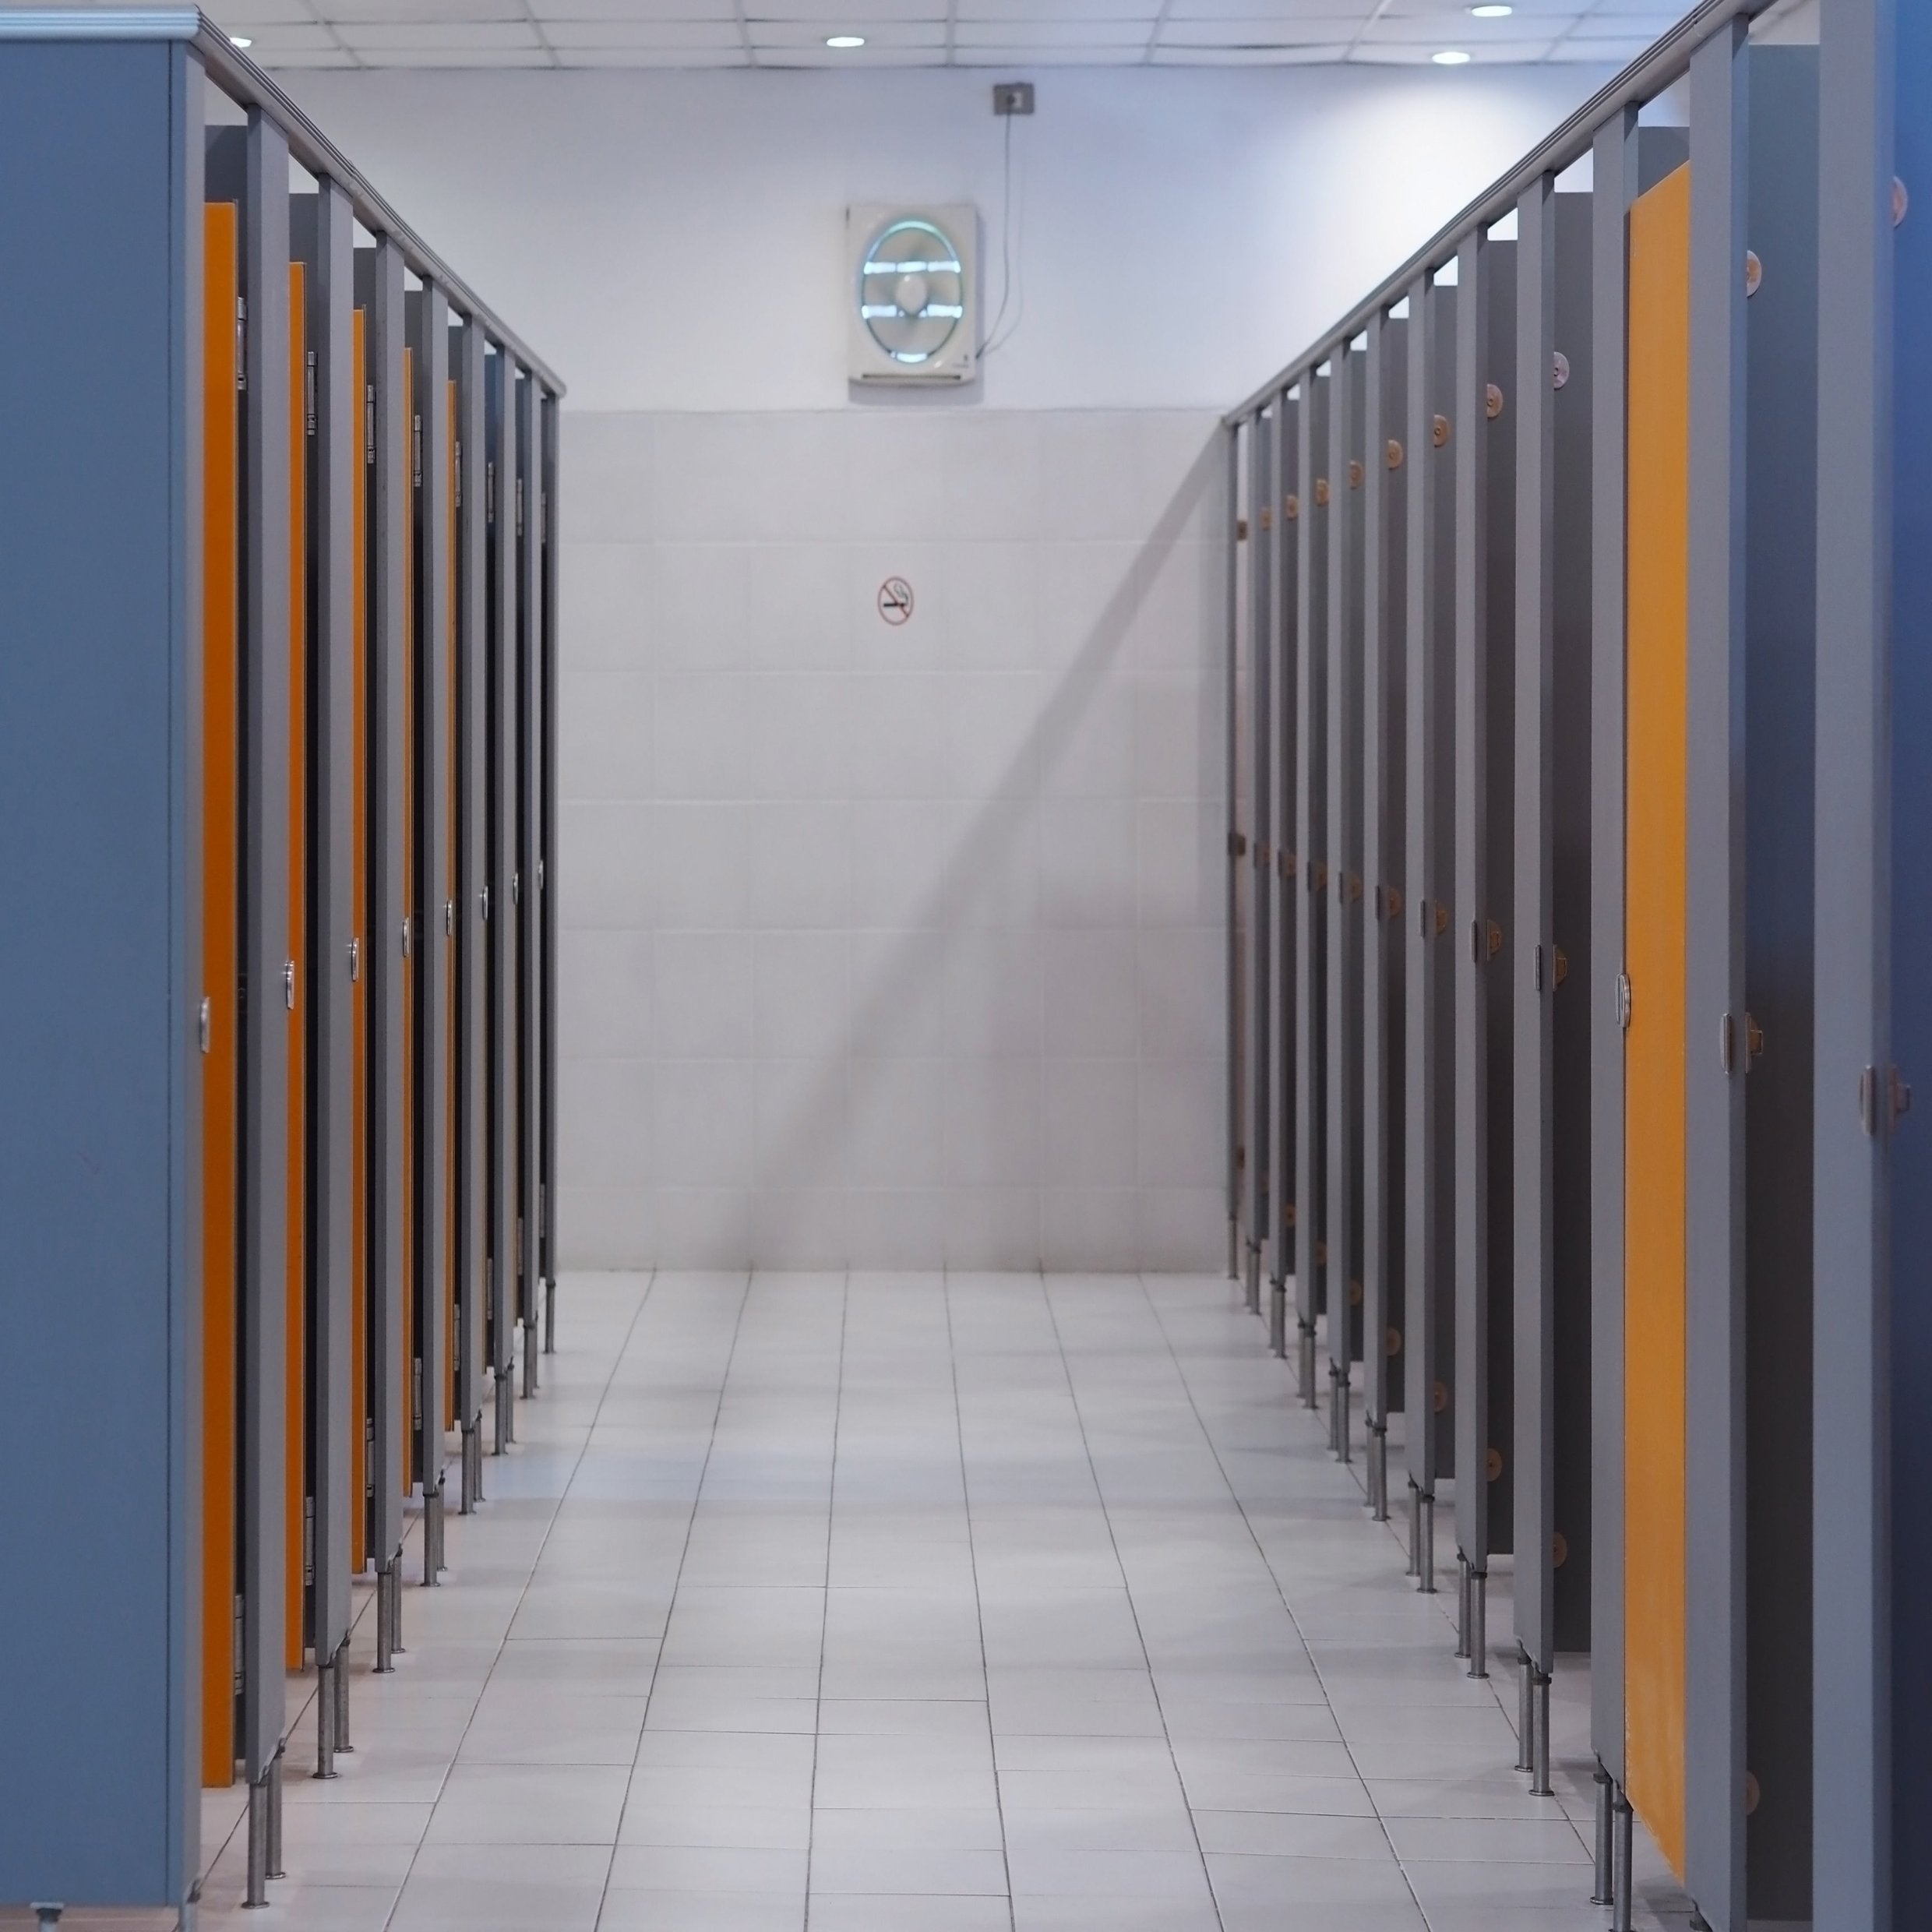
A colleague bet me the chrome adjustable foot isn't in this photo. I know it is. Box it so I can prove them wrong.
[243,1772,270,1908]
[1530,1668,1551,1796]
[1267,1277,1288,1359]
[375,1557,397,1673]
[266,1751,285,1880]
[1612,1785,1634,1932]
[1592,1763,1614,1904]
[315,1654,337,1780]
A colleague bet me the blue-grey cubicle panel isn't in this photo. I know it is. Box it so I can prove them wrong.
[0,37,203,1909]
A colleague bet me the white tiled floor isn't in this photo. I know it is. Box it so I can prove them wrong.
[20,1273,1698,1931]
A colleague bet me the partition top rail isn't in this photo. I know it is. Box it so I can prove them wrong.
[1225,0,1776,425]
[0,8,566,395]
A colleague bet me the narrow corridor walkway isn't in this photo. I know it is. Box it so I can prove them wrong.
[171,1273,1691,1931]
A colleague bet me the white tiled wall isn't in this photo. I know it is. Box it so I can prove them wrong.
[559,407,1226,1271]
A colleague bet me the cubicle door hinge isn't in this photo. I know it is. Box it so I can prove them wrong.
[349,935,361,982]
[1470,918,1481,964]
[1720,1011,1736,1074]
[541,490,548,543]
[305,351,317,435]
[538,858,545,893]
[235,297,247,392]
[232,1593,245,1694]
[365,386,375,464]
[284,959,296,1011]
[446,899,456,937]
[516,476,525,536]
[413,414,423,489]
[513,871,520,908]
[1617,971,1632,1031]
[303,1498,316,1586]
[401,916,412,959]
[487,459,496,522]
[481,885,490,923]
[1534,943,1545,992]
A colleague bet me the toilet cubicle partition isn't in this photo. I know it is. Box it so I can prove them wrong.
[1221,0,1906,1923]
[0,14,562,1918]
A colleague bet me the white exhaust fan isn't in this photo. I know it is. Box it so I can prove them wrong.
[847,204,978,385]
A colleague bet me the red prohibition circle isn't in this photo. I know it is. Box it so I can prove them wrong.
[878,576,915,626]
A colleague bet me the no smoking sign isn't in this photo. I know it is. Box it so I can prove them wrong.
[877,576,915,626]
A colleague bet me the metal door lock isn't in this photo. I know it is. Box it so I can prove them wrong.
[481,885,490,922]
[284,961,296,1011]
[348,936,361,982]
[446,899,456,937]
[401,917,412,958]
[199,996,212,1055]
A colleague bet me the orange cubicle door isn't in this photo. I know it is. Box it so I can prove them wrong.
[400,345,417,1494]
[202,200,242,1790]
[1624,158,1691,1882]
[446,379,460,1432]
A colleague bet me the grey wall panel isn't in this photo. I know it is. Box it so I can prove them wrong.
[360,234,408,1566]
[1683,23,1750,1925]
[455,319,488,1433]
[211,111,294,1782]
[0,37,203,1907]
[411,284,452,1515]
[1363,311,1409,1450]
[1295,369,1331,1382]
[1811,4,1895,1926]
[292,178,358,1663]
[1513,173,1558,1678]
[1246,403,1275,1299]
[1328,348,1366,1403]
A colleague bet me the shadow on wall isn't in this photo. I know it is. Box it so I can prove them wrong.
[744,436,1225,1265]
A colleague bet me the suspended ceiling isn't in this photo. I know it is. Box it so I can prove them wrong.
[182,0,1704,71]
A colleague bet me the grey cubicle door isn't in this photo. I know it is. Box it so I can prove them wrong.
[292,179,358,1673]
[517,372,544,1352]
[1327,345,1366,1398]
[1404,271,1458,1511]
[487,351,519,1401]
[1245,400,1276,1289]
[1452,228,1518,1599]
[1270,389,1303,1302]
[1363,311,1408,1442]
[1294,366,1331,1362]
[454,317,489,1437]
[540,388,561,1306]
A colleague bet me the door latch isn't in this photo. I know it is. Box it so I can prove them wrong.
[199,996,211,1056]
[284,960,296,1011]
[349,935,361,982]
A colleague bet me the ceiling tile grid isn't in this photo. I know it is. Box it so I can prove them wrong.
[133,0,1718,71]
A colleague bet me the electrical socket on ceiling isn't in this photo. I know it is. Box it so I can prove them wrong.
[992,81,1035,116]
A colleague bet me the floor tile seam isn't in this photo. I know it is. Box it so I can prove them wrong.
[1133,1275,1433,1928]
[802,1271,856,1931]
[1036,1274,1226,1932]
[375,1272,658,1932]
[600,1269,756,1930]
[940,1264,1021,1932]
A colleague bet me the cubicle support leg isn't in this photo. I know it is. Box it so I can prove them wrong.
[460,1419,480,1512]
[522,1317,538,1398]
[423,1484,443,1587]
[333,1644,351,1755]
[493,1372,510,1454]
[1418,1492,1436,1593]
[244,1775,269,1908]
[1298,1320,1317,1408]
[1228,1218,1238,1283]
[1456,1553,1472,1658]
[1592,1764,1614,1904]
[1335,1376,1351,1465]
[314,1656,337,1781]
[1368,1424,1387,1519]
[375,1558,397,1673]
[1612,1786,1634,1932]
[266,1753,284,1881]
[1468,1569,1487,1679]
[1267,1276,1288,1359]
[1244,1242,1261,1317]
[1407,1479,1422,1575]
[1518,1650,1534,1772]
[1530,1669,1551,1796]
[545,1277,555,1354]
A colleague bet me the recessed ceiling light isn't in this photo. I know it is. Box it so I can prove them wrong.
[826,33,866,48]
[230,33,252,46]
[1433,48,1472,64]
[1469,4,1512,16]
